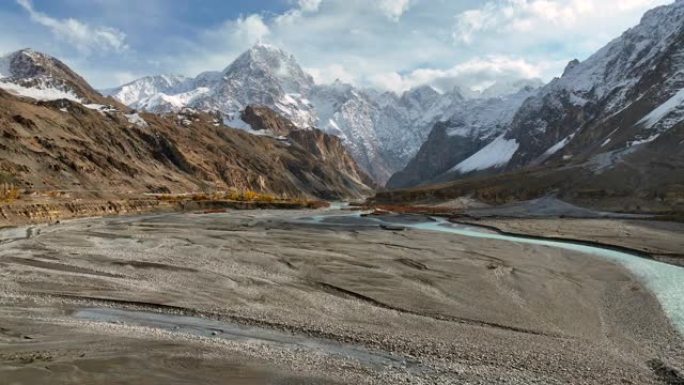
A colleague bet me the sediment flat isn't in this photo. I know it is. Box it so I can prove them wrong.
[1,209,682,384]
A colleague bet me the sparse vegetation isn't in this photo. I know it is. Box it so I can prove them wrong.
[0,183,21,203]
[365,204,456,216]
[155,188,327,208]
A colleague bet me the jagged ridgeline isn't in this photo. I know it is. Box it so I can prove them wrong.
[103,43,543,184]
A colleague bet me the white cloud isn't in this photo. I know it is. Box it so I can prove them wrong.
[306,64,356,84]
[112,71,141,86]
[454,0,673,44]
[298,0,323,13]
[232,14,271,44]
[172,0,673,93]
[78,0,676,92]
[378,0,412,21]
[369,55,549,93]
[172,13,273,74]
[16,0,128,53]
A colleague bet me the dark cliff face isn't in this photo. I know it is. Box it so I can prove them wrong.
[288,129,376,191]
[241,105,298,136]
[239,104,375,195]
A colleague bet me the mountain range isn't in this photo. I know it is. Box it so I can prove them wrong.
[1,0,682,213]
[104,43,542,184]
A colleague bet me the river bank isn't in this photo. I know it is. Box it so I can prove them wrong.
[1,208,683,384]
[451,217,684,268]
[0,197,326,228]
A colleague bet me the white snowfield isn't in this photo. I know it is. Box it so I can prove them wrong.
[543,133,576,157]
[125,113,148,128]
[451,134,519,173]
[638,88,684,129]
[0,80,81,102]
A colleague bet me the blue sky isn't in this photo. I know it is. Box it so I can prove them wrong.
[0,0,674,91]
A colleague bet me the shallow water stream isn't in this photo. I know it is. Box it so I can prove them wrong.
[74,308,420,371]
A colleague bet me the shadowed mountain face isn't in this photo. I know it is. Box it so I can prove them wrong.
[0,51,372,200]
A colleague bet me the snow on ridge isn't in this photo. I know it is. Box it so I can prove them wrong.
[223,113,254,132]
[125,112,148,128]
[0,79,121,115]
[0,80,81,102]
[135,87,210,112]
[451,134,519,173]
[638,88,684,128]
[629,133,661,147]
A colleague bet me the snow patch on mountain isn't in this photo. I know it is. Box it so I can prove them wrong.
[629,133,661,147]
[136,87,211,112]
[125,112,148,128]
[543,133,576,157]
[223,113,254,132]
[638,88,684,128]
[451,134,519,173]
[0,80,81,102]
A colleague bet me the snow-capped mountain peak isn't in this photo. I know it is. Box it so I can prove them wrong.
[222,43,314,94]
[1,48,70,80]
[103,74,192,107]
[0,48,109,105]
[106,43,536,183]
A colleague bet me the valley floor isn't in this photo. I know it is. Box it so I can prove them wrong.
[0,209,683,384]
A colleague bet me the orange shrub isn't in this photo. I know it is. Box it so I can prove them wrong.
[242,190,258,201]
[0,183,21,203]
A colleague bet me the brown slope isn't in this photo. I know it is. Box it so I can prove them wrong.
[242,105,376,191]
[0,90,371,200]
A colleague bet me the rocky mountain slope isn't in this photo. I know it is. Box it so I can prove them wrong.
[0,50,372,200]
[107,44,529,184]
[388,0,684,207]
